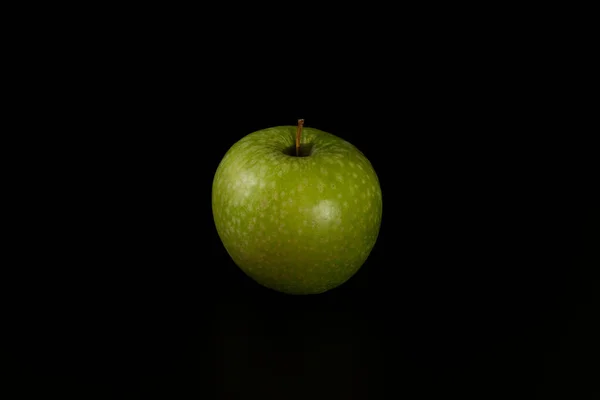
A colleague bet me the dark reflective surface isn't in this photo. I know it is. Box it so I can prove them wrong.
[11,52,596,398]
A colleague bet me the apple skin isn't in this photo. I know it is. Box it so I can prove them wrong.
[212,125,382,295]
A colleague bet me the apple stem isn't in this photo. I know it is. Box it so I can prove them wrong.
[296,119,304,157]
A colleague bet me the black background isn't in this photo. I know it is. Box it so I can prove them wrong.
[7,12,598,399]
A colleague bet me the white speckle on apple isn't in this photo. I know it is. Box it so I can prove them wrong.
[297,184,305,192]
[317,182,325,193]
[335,174,344,183]
[352,172,358,178]
[258,165,269,177]
[312,200,340,222]
[320,167,328,175]
[337,193,343,198]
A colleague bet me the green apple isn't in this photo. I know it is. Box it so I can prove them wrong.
[212,121,382,295]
